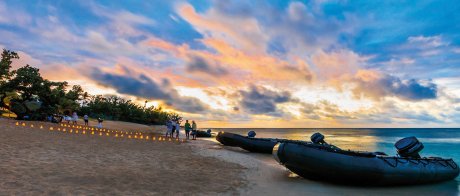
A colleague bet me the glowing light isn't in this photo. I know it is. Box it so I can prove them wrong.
[106,133,109,136]
[49,127,54,130]
[40,125,43,129]
[121,134,124,137]
[76,130,79,134]
[16,122,19,126]
[57,128,61,131]
[134,135,138,139]
[99,132,102,136]
[169,138,172,142]
[146,136,149,140]
[70,129,73,133]
[115,134,119,137]
[153,137,156,141]
[63,128,66,132]
[83,131,86,134]
[22,123,26,126]
[140,135,144,139]
[128,135,132,139]
[91,131,94,135]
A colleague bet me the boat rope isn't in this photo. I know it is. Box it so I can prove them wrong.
[446,159,458,169]
[380,157,457,169]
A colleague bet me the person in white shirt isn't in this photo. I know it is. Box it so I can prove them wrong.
[72,112,78,125]
[175,121,180,139]
[165,120,173,138]
[83,114,89,126]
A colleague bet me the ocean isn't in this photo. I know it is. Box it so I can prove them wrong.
[209,128,460,186]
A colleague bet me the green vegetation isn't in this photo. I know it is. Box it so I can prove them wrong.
[0,48,180,125]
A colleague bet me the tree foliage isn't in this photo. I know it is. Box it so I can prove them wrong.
[0,48,180,124]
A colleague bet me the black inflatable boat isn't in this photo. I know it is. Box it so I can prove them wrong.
[196,129,212,137]
[273,133,459,185]
[216,132,287,154]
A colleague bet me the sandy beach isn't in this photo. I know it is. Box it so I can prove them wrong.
[2,118,459,195]
[0,118,246,195]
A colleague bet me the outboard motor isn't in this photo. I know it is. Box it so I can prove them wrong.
[248,130,256,138]
[206,129,212,134]
[395,136,424,158]
[311,132,326,144]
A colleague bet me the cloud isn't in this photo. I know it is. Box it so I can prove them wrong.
[89,65,209,113]
[312,49,368,80]
[186,55,228,76]
[408,35,448,48]
[351,70,437,100]
[239,85,293,115]
[177,3,268,54]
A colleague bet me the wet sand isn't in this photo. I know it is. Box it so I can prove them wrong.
[192,138,460,196]
[0,119,246,195]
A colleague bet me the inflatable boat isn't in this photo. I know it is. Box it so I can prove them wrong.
[273,133,459,185]
[196,129,212,137]
[216,131,287,154]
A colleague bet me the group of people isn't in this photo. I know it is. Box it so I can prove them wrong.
[166,120,198,140]
[63,112,80,125]
[56,112,103,128]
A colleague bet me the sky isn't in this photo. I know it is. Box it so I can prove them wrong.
[0,0,460,128]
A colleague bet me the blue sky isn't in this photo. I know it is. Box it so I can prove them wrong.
[0,0,459,127]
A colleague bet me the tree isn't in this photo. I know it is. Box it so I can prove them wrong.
[0,48,181,124]
[0,49,19,108]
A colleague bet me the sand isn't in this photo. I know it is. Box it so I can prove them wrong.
[0,118,246,195]
[3,118,458,195]
[192,138,460,196]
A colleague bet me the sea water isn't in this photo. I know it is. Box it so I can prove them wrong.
[209,128,460,194]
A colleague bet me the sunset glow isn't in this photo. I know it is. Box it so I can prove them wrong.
[1,1,459,127]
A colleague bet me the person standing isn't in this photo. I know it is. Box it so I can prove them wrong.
[192,120,197,140]
[175,121,180,139]
[184,120,191,140]
[83,114,89,126]
[72,112,78,125]
[97,117,103,129]
[165,120,173,138]
[169,121,177,138]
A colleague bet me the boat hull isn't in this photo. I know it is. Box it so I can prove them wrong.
[196,130,212,137]
[216,132,285,154]
[273,142,460,185]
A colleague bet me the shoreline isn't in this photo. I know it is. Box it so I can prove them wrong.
[1,118,459,195]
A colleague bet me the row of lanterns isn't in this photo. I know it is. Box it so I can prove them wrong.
[15,121,185,143]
